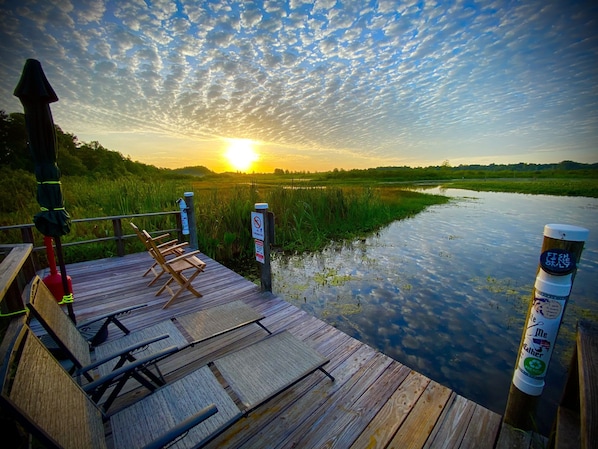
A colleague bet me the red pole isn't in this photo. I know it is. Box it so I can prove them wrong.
[44,236,58,276]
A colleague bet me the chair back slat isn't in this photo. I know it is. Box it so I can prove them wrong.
[131,222,151,250]
[28,276,92,368]
[3,327,106,449]
[143,230,167,264]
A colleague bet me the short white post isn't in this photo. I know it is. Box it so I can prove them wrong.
[503,223,589,430]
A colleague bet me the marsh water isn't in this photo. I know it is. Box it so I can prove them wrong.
[270,188,598,433]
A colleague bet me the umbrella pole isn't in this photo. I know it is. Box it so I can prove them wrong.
[54,236,76,324]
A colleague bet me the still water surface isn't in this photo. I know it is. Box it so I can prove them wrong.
[271,188,598,432]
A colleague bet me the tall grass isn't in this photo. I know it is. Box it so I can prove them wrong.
[1,177,448,275]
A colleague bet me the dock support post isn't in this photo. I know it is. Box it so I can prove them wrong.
[503,224,589,431]
[253,203,272,292]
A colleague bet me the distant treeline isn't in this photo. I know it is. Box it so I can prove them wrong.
[2,110,596,183]
[0,111,202,179]
[315,161,598,183]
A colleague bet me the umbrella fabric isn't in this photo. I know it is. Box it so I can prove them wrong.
[14,59,75,323]
[14,59,71,237]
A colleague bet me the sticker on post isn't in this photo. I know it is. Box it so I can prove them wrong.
[540,249,575,275]
[251,212,264,240]
[255,239,264,264]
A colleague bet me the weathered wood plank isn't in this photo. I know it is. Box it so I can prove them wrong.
[578,320,598,449]
[349,370,432,449]
[459,403,502,449]
[553,406,581,449]
[26,252,502,449]
[271,352,396,448]
[423,393,475,449]
[288,362,412,449]
[0,244,33,299]
[386,380,453,449]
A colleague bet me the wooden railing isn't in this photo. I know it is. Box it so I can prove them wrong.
[0,211,191,257]
[0,244,35,317]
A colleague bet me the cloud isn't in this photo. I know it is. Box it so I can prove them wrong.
[1,0,597,171]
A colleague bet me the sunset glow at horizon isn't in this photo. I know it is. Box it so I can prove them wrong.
[224,138,259,172]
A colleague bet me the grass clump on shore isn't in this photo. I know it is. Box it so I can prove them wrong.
[268,186,448,253]
[442,178,598,198]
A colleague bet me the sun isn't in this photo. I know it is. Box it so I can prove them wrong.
[224,139,258,172]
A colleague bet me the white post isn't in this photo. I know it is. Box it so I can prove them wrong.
[504,223,589,430]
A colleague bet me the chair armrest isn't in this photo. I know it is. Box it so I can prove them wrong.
[82,345,180,394]
[77,304,148,346]
[162,242,191,253]
[151,233,171,242]
[156,239,180,249]
[141,404,219,449]
[77,304,148,329]
[168,250,202,264]
[80,333,172,374]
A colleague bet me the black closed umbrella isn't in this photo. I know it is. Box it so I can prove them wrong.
[14,58,75,323]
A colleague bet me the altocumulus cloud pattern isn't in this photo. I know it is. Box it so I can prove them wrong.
[0,0,596,170]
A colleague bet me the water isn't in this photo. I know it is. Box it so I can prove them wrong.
[271,188,598,433]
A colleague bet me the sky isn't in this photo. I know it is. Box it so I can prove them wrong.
[1,0,597,173]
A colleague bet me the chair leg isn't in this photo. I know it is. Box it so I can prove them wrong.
[148,269,166,287]
[142,262,158,278]
[162,272,202,309]
[156,277,173,296]
[181,271,203,298]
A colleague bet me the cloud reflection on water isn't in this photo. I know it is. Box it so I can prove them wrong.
[272,188,598,433]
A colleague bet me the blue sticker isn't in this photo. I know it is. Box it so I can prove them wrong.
[540,249,575,275]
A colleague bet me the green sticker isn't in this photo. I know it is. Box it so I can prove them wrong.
[524,357,546,376]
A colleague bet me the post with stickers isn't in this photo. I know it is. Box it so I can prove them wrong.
[252,203,274,292]
[503,224,589,431]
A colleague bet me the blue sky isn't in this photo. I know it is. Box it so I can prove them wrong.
[1,0,596,172]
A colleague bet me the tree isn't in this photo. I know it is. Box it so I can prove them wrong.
[0,111,32,170]
[55,127,87,176]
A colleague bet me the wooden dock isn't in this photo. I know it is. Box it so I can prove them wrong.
[39,251,503,448]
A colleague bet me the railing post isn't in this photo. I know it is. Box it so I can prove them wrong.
[503,223,589,430]
[20,226,34,244]
[112,218,125,257]
[19,226,40,270]
[184,192,198,250]
[175,212,183,243]
[252,203,272,292]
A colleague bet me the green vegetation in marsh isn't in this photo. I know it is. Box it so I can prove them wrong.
[0,175,449,277]
[441,178,598,198]
[267,186,449,253]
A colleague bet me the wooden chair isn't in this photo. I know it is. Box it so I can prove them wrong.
[1,324,334,449]
[130,222,186,286]
[142,230,207,308]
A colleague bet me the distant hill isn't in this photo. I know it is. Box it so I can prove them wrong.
[171,166,214,177]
